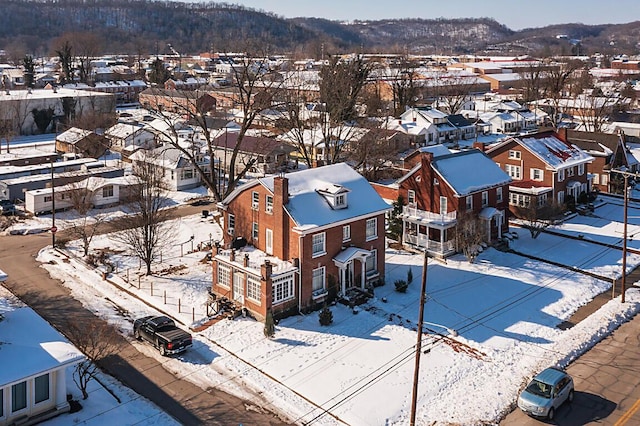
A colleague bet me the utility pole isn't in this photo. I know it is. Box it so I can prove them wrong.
[611,168,639,303]
[622,173,629,303]
[410,250,428,425]
[50,160,56,248]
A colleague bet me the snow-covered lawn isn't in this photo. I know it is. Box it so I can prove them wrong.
[30,206,640,425]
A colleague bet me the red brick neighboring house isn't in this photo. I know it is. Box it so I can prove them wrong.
[560,128,627,193]
[391,146,511,258]
[485,130,594,214]
[212,163,391,320]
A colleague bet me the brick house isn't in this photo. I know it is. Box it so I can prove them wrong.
[485,130,594,214]
[560,128,627,193]
[395,146,511,257]
[212,163,391,320]
[139,88,216,116]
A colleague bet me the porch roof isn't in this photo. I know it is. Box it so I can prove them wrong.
[333,247,371,267]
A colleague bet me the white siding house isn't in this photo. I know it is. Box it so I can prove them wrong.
[0,289,84,426]
[25,176,136,215]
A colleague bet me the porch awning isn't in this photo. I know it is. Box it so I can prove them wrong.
[333,247,371,267]
[566,180,581,189]
[479,207,502,219]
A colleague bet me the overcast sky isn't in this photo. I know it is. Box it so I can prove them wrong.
[204,0,639,30]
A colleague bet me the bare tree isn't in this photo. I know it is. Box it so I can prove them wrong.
[73,32,102,84]
[0,92,32,152]
[53,38,74,84]
[347,121,405,181]
[454,211,485,263]
[65,320,120,400]
[540,60,583,129]
[429,69,484,115]
[110,153,175,275]
[512,200,563,239]
[318,54,374,164]
[61,180,109,257]
[275,91,319,168]
[144,51,285,201]
[388,55,420,116]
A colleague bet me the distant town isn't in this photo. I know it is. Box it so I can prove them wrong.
[1,10,640,426]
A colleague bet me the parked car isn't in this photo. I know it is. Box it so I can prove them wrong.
[0,199,16,215]
[517,367,574,420]
[133,315,192,356]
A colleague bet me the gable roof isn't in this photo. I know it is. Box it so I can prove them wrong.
[488,131,594,170]
[432,150,512,196]
[213,133,295,156]
[565,129,620,155]
[259,163,390,232]
[56,127,94,144]
[0,294,84,387]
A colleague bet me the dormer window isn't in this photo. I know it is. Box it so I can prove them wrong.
[317,183,350,210]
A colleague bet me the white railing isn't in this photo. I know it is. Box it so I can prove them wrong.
[404,234,455,254]
[403,206,457,224]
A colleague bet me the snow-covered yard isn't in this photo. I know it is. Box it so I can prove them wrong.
[26,197,640,425]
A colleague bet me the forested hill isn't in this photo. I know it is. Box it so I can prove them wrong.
[0,0,638,58]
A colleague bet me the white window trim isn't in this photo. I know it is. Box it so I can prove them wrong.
[33,373,52,406]
[496,187,503,202]
[440,196,448,215]
[247,275,261,304]
[366,218,378,242]
[252,191,259,210]
[481,191,488,207]
[10,381,27,415]
[343,225,351,242]
[407,189,415,205]
[265,195,273,214]
[218,264,230,289]
[312,232,326,257]
[466,195,473,211]
[272,274,295,304]
[312,266,326,296]
[558,169,565,182]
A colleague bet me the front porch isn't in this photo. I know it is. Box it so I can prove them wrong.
[401,206,457,257]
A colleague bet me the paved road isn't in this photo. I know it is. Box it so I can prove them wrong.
[501,296,640,426]
[0,230,291,426]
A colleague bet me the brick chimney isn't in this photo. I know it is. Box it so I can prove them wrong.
[472,141,485,152]
[229,249,235,262]
[557,127,568,142]
[274,175,289,205]
[243,253,249,267]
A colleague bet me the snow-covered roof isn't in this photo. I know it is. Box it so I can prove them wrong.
[0,298,84,387]
[56,127,94,144]
[432,150,512,196]
[106,122,149,139]
[258,163,391,232]
[517,134,594,170]
[419,145,452,158]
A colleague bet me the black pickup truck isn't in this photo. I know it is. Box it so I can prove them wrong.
[133,315,192,356]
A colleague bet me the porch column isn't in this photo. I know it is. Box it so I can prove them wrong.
[440,226,444,251]
[340,267,346,295]
[497,213,503,239]
[54,368,69,410]
[360,257,366,289]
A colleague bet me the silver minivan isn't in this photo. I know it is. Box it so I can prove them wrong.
[517,367,574,420]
